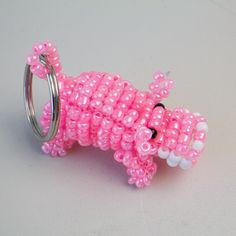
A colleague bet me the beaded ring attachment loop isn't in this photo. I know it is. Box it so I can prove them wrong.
[23,54,60,142]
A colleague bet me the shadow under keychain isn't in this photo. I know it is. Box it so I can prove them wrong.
[24,41,208,188]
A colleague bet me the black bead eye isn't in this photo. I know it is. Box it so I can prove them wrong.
[149,128,158,139]
[154,103,165,109]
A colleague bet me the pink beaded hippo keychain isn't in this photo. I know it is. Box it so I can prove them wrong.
[24,41,208,188]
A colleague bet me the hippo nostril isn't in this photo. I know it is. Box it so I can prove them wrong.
[149,128,158,139]
[154,103,165,109]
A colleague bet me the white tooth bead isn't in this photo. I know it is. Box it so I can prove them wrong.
[179,158,192,170]
[167,158,179,167]
[168,151,181,164]
[192,140,204,151]
[158,147,169,159]
[196,122,208,132]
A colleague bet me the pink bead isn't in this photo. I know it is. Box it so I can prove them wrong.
[181,124,194,134]
[90,99,103,110]
[27,54,38,65]
[122,132,134,142]
[184,114,195,120]
[122,152,133,167]
[128,177,136,185]
[101,118,113,130]
[78,122,89,131]
[188,150,199,159]
[98,85,108,94]
[122,115,135,127]
[135,127,152,141]
[92,112,103,125]
[148,164,157,175]
[148,120,161,129]
[131,159,140,169]
[109,90,120,99]
[178,133,190,144]
[135,117,147,126]
[80,112,91,122]
[77,95,89,109]
[145,99,155,109]
[165,128,178,139]
[169,121,180,130]
[175,144,189,155]
[110,134,121,143]
[136,168,145,177]
[164,138,177,149]
[67,120,77,129]
[153,71,165,81]
[68,108,80,120]
[128,109,139,119]
[105,97,116,105]
[136,178,145,188]
[137,142,151,156]
[112,109,124,121]
[67,128,77,139]
[171,108,184,121]
[41,143,52,154]
[121,140,133,151]
[112,124,124,135]
[153,106,164,115]
[160,89,169,98]
[142,111,151,120]
[93,91,104,100]
[194,130,206,142]
[81,86,93,97]
[102,104,113,115]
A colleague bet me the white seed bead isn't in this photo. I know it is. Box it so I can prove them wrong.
[192,140,204,151]
[168,151,181,164]
[158,147,169,159]
[196,122,208,132]
[179,158,192,170]
[167,158,179,167]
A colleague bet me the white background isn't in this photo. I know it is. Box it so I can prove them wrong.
[0,0,235,235]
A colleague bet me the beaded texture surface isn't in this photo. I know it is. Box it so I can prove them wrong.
[27,41,208,188]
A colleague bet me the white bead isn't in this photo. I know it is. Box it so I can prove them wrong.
[168,151,181,164]
[158,147,169,159]
[179,158,192,170]
[167,158,179,167]
[196,122,208,132]
[192,140,204,151]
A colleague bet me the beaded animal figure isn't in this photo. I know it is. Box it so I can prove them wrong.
[27,41,208,188]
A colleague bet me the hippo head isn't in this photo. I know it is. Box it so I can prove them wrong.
[134,72,208,170]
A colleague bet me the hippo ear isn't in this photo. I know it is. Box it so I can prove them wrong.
[135,127,155,157]
[148,71,174,103]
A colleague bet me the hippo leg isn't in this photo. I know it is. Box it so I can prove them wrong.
[114,150,157,188]
[127,155,158,188]
[40,101,75,157]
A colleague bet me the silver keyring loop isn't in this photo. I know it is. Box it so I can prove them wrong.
[23,54,60,142]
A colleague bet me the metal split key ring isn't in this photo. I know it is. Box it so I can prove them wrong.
[23,54,60,142]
